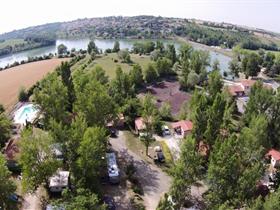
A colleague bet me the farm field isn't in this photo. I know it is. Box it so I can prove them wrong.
[0,58,69,111]
[72,53,151,79]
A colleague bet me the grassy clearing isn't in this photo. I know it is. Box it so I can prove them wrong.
[123,131,174,171]
[0,39,26,49]
[72,53,151,79]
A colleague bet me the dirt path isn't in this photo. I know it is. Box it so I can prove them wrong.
[21,191,41,210]
[110,131,172,210]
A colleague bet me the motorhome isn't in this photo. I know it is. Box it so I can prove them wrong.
[106,152,120,184]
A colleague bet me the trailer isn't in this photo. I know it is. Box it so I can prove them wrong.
[106,152,120,184]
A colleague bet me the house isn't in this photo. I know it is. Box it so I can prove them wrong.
[226,85,245,97]
[239,79,256,95]
[267,149,280,168]
[135,117,146,135]
[171,120,193,138]
[49,170,70,193]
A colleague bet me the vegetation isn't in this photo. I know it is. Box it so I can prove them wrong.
[0,153,16,209]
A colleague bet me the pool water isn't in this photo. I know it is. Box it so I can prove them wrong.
[14,104,38,125]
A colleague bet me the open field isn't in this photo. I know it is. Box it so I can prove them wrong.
[139,80,192,117]
[72,53,151,79]
[0,58,69,111]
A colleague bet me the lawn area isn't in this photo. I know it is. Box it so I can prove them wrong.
[72,53,151,79]
[123,131,174,170]
[0,39,26,49]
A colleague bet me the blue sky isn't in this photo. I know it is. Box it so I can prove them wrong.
[1,0,279,34]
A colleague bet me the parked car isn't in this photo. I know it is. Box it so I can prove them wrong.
[162,125,171,136]
[153,146,165,163]
[103,196,116,210]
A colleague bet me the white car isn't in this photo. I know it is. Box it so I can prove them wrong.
[162,125,171,136]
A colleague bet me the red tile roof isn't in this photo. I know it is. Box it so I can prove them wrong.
[226,85,244,96]
[267,149,280,161]
[240,79,256,88]
[135,117,145,130]
[171,120,193,132]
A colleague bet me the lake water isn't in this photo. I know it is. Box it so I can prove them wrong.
[0,38,232,74]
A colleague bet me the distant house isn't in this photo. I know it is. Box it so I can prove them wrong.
[171,120,193,138]
[226,85,245,97]
[239,79,256,95]
[135,117,146,135]
[49,170,70,193]
[267,149,280,168]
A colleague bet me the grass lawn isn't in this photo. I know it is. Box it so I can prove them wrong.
[123,131,174,170]
[72,53,151,79]
[0,39,26,49]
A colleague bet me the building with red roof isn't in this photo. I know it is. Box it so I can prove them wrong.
[267,149,280,168]
[226,85,245,97]
[171,120,193,138]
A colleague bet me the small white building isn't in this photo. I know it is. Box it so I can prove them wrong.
[49,170,70,193]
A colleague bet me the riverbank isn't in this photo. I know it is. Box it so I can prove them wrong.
[0,58,69,111]
[176,36,234,58]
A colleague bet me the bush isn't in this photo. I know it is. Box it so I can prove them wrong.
[18,87,29,102]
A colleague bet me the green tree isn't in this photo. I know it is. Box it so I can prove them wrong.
[57,44,67,55]
[144,63,158,83]
[170,136,202,208]
[208,69,223,99]
[18,87,28,102]
[76,127,107,191]
[212,59,220,72]
[121,98,142,127]
[109,66,135,106]
[243,81,273,125]
[67,114,87,171]
[74,79,115,126]
[190,90,209,141]
[263,187,280,210]
[190,50,210,74]
[186,70,199,90]
[241,53,261,77]
[87,41,99,54]
[0,153,16,210]
[159,101,172,121]
[165,44,177,65]
[90,65,109,85]
[112,40,120,52]
[204,93,226,147]
[61,188,106,210]
[118,49,131,63]
[155,57,173,77]
[129,64,144,89]
[34,73,69,124]
[58,61,75,112]
[141,94,157,155]
[228,58,240,78]
[0,112,11,148]
[20,129,60,192]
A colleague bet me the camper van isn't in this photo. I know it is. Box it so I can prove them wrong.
[106,152,120,184]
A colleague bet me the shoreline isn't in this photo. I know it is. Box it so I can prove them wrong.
[175,36,234,58]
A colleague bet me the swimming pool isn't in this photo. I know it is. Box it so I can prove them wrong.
[13,104,39,125]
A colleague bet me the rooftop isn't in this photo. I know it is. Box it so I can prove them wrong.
[171,120,193,132]
[49,171,70,188]
[267,149,280,161]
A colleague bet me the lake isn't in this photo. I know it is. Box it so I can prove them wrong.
[0,38,232,74]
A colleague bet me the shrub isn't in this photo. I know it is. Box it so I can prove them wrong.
[160,141,174,168]
[18,87,29,102]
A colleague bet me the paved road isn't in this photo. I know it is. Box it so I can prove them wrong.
[110,131,172,210]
